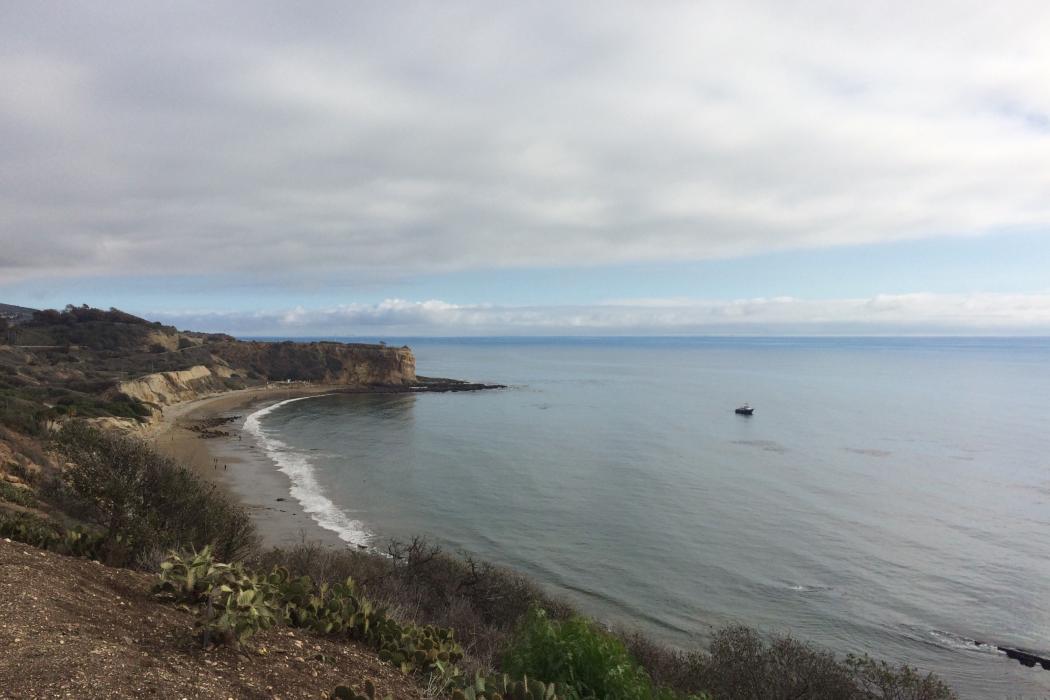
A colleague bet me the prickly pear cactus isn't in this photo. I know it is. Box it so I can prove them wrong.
[154,550,464,677]
[154,548,282,646]
[452,674,570,700]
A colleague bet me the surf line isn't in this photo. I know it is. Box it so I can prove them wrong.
[244,394,373,548]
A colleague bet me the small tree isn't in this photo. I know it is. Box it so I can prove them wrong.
[53,422,257,566]
[55,422,151,562]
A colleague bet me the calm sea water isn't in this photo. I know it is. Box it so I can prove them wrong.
[246,337,1050,698]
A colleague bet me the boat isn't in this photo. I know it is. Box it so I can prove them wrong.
[735,403,754,415]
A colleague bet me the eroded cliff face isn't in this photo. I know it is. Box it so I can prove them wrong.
[108,342,415,420]
[209,341,416,386]
[114,365,233,407]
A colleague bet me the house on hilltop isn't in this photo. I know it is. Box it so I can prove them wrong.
[0,304,37,325]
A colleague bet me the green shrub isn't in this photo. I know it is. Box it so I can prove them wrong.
[0,511,106,559]
[502,608,692,700]
[155,547,464,682]
[50,395,151,421]
[52,422,257,567]
[0,480,36,507]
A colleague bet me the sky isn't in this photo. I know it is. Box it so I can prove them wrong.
[1,1,1049,336]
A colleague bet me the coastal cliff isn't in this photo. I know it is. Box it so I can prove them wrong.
[209,340,416,386]
[111,343,415,411]
[113,365,234,407]
[0,305,419,430]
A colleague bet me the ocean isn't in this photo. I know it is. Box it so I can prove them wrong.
[242,337,1050,698]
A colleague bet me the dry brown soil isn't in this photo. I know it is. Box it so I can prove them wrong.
[0,539,421,699]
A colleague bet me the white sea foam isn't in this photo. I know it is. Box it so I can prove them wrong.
[244,395,372,546]
[785,583,832,593]
[927,629,1004,656]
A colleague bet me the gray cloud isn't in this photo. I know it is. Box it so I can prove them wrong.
[2,1,1049,284]
[150,293,1050,336]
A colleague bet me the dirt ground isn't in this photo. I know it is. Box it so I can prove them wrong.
[0,539,422,699]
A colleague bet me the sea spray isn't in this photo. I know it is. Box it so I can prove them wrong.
[243,395,372,546]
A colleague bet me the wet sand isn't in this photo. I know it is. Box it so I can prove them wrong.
[148,384,350,549]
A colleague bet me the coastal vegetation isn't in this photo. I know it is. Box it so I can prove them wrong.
[0,511,105,559]
[47,422,256,566]
[0,305,415,442]
[253,539,955,699]
[0,305,958,698]
[0,305,214,436]
[502,608,687,700]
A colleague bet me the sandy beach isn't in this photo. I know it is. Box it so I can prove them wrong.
[148,384,351,549]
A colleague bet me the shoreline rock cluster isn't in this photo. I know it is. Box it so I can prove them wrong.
[186,415,240,439]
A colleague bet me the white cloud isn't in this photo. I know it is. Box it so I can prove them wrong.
[1,1,1049,284]
[151,293,1050,336]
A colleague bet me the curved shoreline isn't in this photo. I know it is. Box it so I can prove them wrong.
[131,381,1046,698]
[243,395,375,548]
[148,379,505,549]
[150,384,352,549]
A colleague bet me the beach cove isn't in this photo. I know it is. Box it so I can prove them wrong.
[148,377,505,550]
[133,336,1050,699]
[148,383,350,549]
[175,336,1050,700]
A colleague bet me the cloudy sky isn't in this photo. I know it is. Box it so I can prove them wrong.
[2,1,1049,335]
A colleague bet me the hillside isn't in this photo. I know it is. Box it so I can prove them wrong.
[0,538,420,700]
[0,303,36,324]
[0,304,416,434]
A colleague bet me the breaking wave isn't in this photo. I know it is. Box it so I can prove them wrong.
[244,395,371,547]
[926,629,1004,656]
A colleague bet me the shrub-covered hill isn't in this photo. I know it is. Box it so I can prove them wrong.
[0,305,214,433]
[2,304,226,352]
[0,303,37,324]
[0,304,414,437]
[0,538,421,700]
